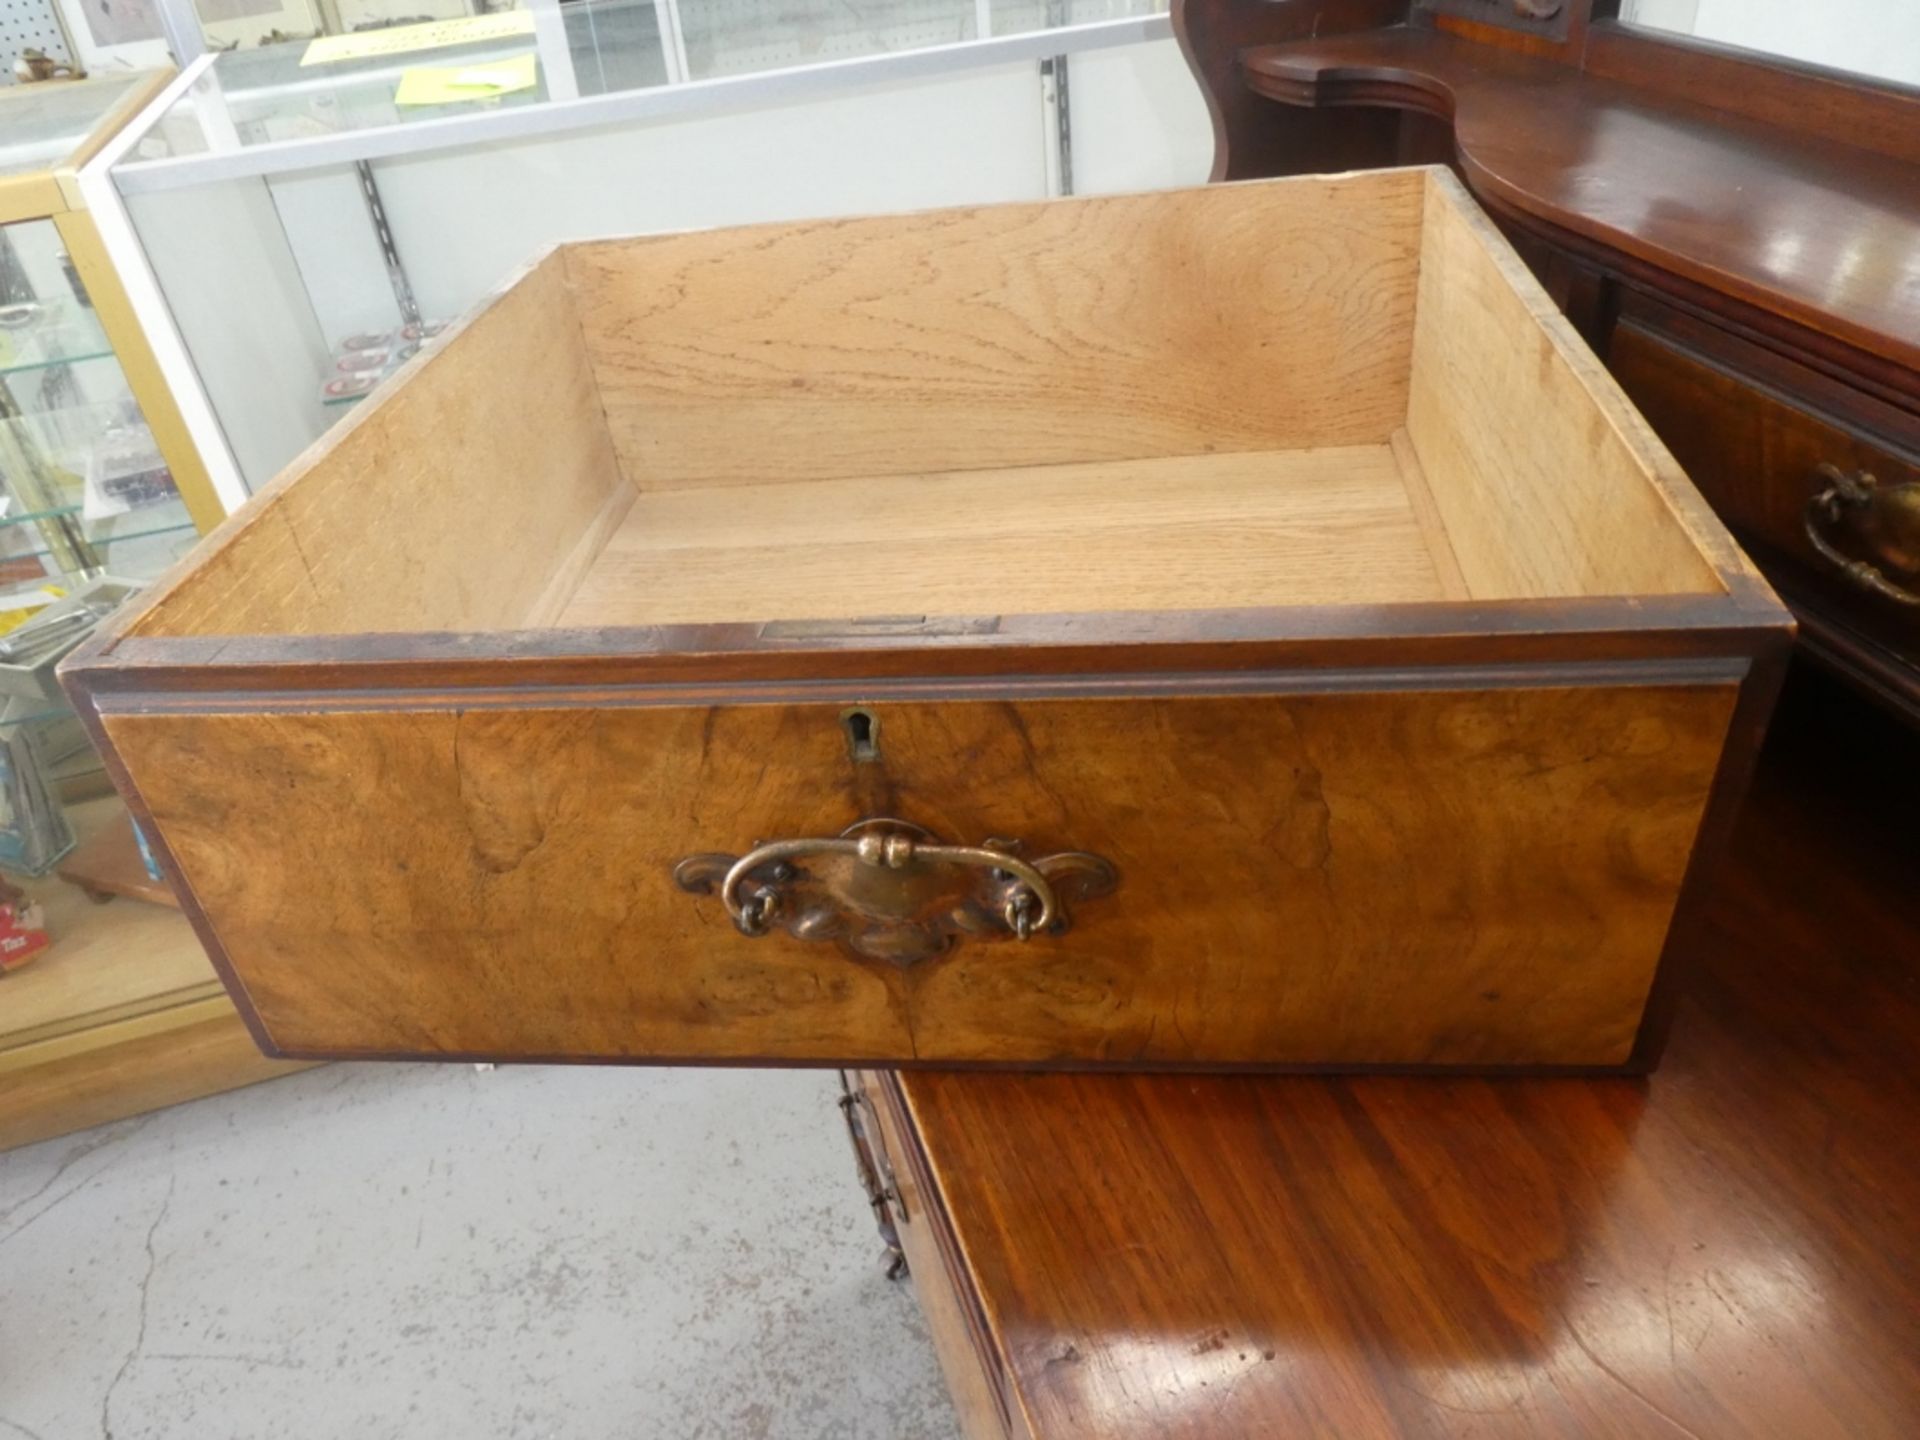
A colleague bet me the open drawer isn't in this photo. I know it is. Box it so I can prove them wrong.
[62,167,1790,1073]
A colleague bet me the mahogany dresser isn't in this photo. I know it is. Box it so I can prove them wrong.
[835,5,1920,1435]
[1174,0,1920,720]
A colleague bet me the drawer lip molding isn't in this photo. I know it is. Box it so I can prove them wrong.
[65,593,1786,698]
[74,657,1756,716]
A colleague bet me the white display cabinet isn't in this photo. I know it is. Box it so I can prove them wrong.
[93,0,1214,503]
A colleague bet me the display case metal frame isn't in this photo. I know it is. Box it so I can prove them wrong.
[0,71,229,535]
[110,8,1170,193]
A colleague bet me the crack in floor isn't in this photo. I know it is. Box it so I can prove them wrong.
[100,1176,176,1440]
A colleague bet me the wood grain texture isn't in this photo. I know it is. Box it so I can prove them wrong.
[555,446,1452,626]
[561,173,1427,490]
[127,250,630,640]
[1169,0,1412,184]
[56,809,180,907]
[522,485,637,629]
[0,998,313,1153]
[1233,21,1920,405]
[1404,171,1729,601]
[104,683,1732,1068]
[1608,320,1920,680]
[856,1070,1016,1440]
[1387,427,1468,601]
[75,168,1783,677]
[1582,18,1920,170]
[1175,6,1890,710]
[882,662,1920,1439]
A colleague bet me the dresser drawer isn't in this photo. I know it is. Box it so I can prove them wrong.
[847,1070,1016,1440]
[1609,319,1920,698]
[63,168,1788,1073]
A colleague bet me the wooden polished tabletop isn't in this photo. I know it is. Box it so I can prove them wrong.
[1235,25,1920,397]
[892,665,1920,1438]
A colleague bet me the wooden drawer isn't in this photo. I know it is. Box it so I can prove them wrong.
[846,1070,1016,1440]
[1609,316,1920,709]
[62,168,1789,1073]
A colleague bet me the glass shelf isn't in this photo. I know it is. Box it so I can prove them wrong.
[0,301,115,377]
[0,219,196,597]
[0,87,207,877]
[0,499,196,564]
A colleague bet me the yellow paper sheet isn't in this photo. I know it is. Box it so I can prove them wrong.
[302,11,535,66]
[393,52,538,107]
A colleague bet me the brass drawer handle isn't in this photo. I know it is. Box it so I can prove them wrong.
[675,818,1117,968]
[1804,463,1920,608]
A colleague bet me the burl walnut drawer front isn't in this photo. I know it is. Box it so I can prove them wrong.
[65,168,1789,1073]
[98,683,1732,1067]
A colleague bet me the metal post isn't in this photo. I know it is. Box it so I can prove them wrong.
[151,0,207,63]
[526,0,580,102]
[1039,0,1073,197]
[354,161,421,328]
[1040,55,1073,197]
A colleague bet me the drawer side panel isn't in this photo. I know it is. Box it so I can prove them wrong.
[125,250,631,642]
[100,683,1736,1069]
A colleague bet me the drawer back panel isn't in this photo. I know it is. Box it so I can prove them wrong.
[561,172,1427,489]
[101,682,1734,1069]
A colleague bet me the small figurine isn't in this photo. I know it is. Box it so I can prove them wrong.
[13,49,84,83]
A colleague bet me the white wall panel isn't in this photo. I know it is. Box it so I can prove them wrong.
[126,178,333,491]
[1067,38,1213,196]
[1626,0,1920,88]
[280,63,1048,350]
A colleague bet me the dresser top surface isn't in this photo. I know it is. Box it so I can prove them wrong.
[1240,24,1920,405]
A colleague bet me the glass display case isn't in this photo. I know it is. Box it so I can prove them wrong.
[1,218,198,623]
[96,0,1211,499]
[0,73,227,875]
[0,72,291,1158]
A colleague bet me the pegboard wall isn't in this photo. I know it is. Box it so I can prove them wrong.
[0,0,76,80]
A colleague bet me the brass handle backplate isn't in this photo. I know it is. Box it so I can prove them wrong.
[675,818,1117,968]
[1804,463,1920,608]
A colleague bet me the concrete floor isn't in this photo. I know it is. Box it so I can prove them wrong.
[0,1064,959,1439]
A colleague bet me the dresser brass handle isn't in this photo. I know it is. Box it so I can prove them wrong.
[836,1072,908,1280]
[674,819,1118,967]
[724,829,1061,935]
[1804,463,1920,608]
